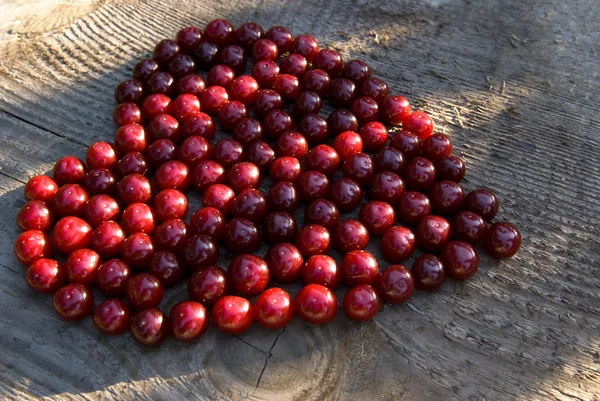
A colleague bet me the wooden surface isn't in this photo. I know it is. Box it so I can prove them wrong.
[1,0,599,400]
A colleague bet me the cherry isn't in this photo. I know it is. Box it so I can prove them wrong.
[267,181,299,213]
[141,94,172,121]
[330,78,357,107]
[441,241,479,280]
[341,250,379,286]
[254,288,294,330]
[451,211,487,245]
[146,71,175,96]
[263,211,297,244]
[370,172,405,204]
[147,115,181,144]
[359,201,395,237]
[116,173,153,205]
[178,135,211,168]
[291,34,319,62]
[328,178,362,212]
[84,194,121,228]
[358,122,388,151]
[304,199,339,230]
[168,54,197,78]
[295,224,330,257]
[200,86,230,115]
[229,75,260,105]
[153,189,188,222]
[332,131,363,162]
[302,68,332,96]
[263,109,294,140]
[146,139,177,167]
[381,226,416,263]
[169,301,209,342]
[224,218,261,254]
[63,248,100,286]
[188,266,228,305]
[192,160,226,193]
[207,64,236,88]
[133,59,159,82]
[252,39,278,62]
[190,207,225,240]
[294,284,337,324]
[154,160,190,191]
[405,157,436,190]
[412,254,445,291]
[115,79,144,103]
[96,259,131,296]
[228,254,269,295]
[120,232,155,269]
[265,26,293,52]
[436,155,466,182]
[376,265,414,304]
[83,169,117,196]
[26,258,63,293]
[93,298,131,335]
[305,144,340,176]
[350,96,379,125]
[233,118,263,145]
[172,94,201,122]
[182,234,219,271]
[247,140,275,171]
[130,308,168,347]
[53,156,87,185]
[397,191,431,226]
[212,139,245,169]
[125,272,164,310]
[333,220,369,253]
[195,41,220,69]
[86,142,117,170]
[220,45,247,74]
[153,39,180,66]
[15,229,52,265]
[360,78,388,105]
[341,59,371,83]
[236,22,263,50]
[204,19,236,48]
[464,189,499,221]
[114,152,149,179]
[279,53,308,77]
[416,215,451,253]
[231,188,267,222]
[176,26,203,53]
[483,222,522,259]
[374,147,406,176]
[293,91,322,117]
[227,162,261,193]
[153,218,189,254]
[422,133,452,162]
[114,124,147,156]
[202,184,236,215]
[265,243,303,283]
[429,181,465,215]
[53,283,93,321]
[16,200,53,232]
[273,74,301,100]
[52,217,92,254]
[343,284,380,321]
[176,74,207,96]
[327,109,359,136]
[390,130,421,160]
[24,175,58,202]
[212,296,253,334]
[297,170,329,202]
[402,110,434,140]
[343,152,374,186]
[276,131,309,159]
[90,220,125,258]
[298,114,328,145]
[379,96,410,126]
[302,254,340,289]
[270,157,303,183]
[218,101,248,130]
[312,49,343,77]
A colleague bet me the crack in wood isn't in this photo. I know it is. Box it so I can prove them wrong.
[253,327,285,394]
[0,170,26,184]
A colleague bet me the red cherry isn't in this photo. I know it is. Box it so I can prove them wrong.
[231,188,267,222]
[84,194,120,228]
[16,200,53,232]
[293,91,322,117]
[212,139,245,169]
[359,201,395,237]
[218,100,248,130]
[121,202,156,235]
[183,111,216,139]
[224,218,261,254]
[304,199,339,230]
[220,45,247,74]
[441,241,479,280]
[328,109,358,136]
[182,234,219,271]
[141,94,172,121]
[381,95,411,125]
[229,75,260,105]
[270,157,303,183]
[212,296,254,334]
[412,254,445,291]
[343,152,374,186]
[247,140,275,171]
[291,34,319,62]
[146,139,177,168]
[451,211,488,245]
[252,60,280,89]
[402,110,434,140]
[168,54,197,79]
[115,79,143,103]
[195,41,220,69]
[436,155,466,182]
[147,113,181,141]
[24,175,58,202]
[341,59,371,83]
[176,74,207,96]
[332,219,369,253]
[298,114,328,145]
[254,89,284,118]
[120,232,155,269]
[93,298,131,335]
[267,181,299,213]
[204,19,236,47]
[26,258,63,293]
[117,173,152,205]
[192,160,226,193]
[188,266,228,305]
[276,131,309,159]
[178,135,211,168]
[53,156,87,185]
[129,308,168,347]
[370,171,405,204]
[200,86,229,115]
[64,248,100,286]
[176,26,203,53]
[114,152,149,179]
[227,162,261,193]
[422,133,452,162]
[390,130,422,159]
[295,224,330,257]
[330,78,357,107]
[373,146,406,175]
[343,284,380,321]
[302,69,331,96]
[381,226,416,262]
[202,184,236,215]
[297,170,329,202]
[302,254,340,289]
[153,218,189,253]
[375,265,414,304]
[294,284,337,324]
[83,169,116,196]
[279,53,307,77]
[96,259,131,296]
[153,39,180,66]
[350,96,379,125]
[397,191,431,226]
[265,26,293,53]
[169,301,209,342]
[154,160,190,191]
[429,181,465,215]
[305,144,339,176]
[332,131,362,162]
[202,65,232,89]
[90,221,125,258]
[273,74,301,100]
[53,283,93,321]
[236,22,264,50]
[340,250,378,286]
[483,222,522,259]
[232,118,263,146]
[263,211,297,244]
[190,207,225,240]
[328,178,362,212]
[15,230,52,265]
[312,48,343,77]
[405,157,436,191]
[464,189,499,221]
[86,142,117,170]
[263,109,294,140]
[415,215,451,253]
[125,272,164,310]
[153,189,187,223]
[133,59,160,82]
[360,78,388,105]
[52,217,92,254]
[254,288,294,330]
[252,39,278,62]
[172,93,201,122]
[146,71,175,96]
[265,243,303,283]
[228,254,269,296]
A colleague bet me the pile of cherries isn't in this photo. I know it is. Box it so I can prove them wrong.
[13,19,522,347]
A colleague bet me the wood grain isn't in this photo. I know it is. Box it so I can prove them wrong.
[0,0,599,400]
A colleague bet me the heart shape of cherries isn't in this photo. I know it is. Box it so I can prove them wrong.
[13,19,522,347]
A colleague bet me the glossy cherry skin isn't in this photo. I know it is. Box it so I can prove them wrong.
[380,226,416,263]
[270,157,303,183]
[429,181,465,215]
[294,284,337,324]
[293,91,322,117]
[247,140,276,171]
[148,250,184,287]
[350,96,379,125]
[422,133,452,162]
[14,230,52,265]
[276,131,308,159]
[153,189,188,223]
[96,259,131,296]
[229,76,260,105]
[153,39,180,66]
[374,146,406,176]
[236,22,263,50]
[297,170,329,202]
[84,194,120,228]
[212,296,254,334]
[416,215,451,253]
[397,191,431,226]
[376,265,414,304]
[298,114,328,145]
[86,142,117,171]
[91,221,125,258]
[176,74,207,96]
[251,39,278,62]
[484,222,522,259]
[327,109,359,136]
[120,232,155,269]
[64,248,100,286]
[263,211,297,244]
[333,220,369,253]
[267,181,299,213]
[114,152,149,180]
[176,26,203,53]
[228,254,269,296]
[254,288,294,330]
[141,94,172,121]
[263,110,294,140]
[116,174,152,205]
[121,203,156,235]
[302,255,340,289]
[412,254,445,290]
[332,131,362,162]
[464,189,499,221]
[343,152,373,186]
[183,111,216,140]
[304,199,339,230]
[441,241,480,280]
[192,161,226,193]
[302,69,331,96]
[254,89,283,118]
[154,160,190,192]
[279,53,307,77]
[224,218,261,254]
[24,175,58,202]
[133,58,160,82]
[265,25,293,53]
[330,78,357,107]
[169,301,209,343]
[295,224,330,257]
[26,258,63,293]
[381,95,411,125]
[405,157,437,191]
[178,136,211,168]
[182,234,219,271]
[125,273,163,310]
[190,207,225,240]
[370,172,405,205]
[115,79,144,103]
[188,266,228,305]
[451,211,487,244]
[328,178,362,213]
[53,156,86,186]
[146,139,177,168]
[341,59,371,83]
[52,217,92,254]
[146,71,175,96]
[265,243,303,283]
[436,155,466,182]
[212,139,245,169]
[195,41,220,69]
[153,218,189,253]
[204,19,235,47]
[200,86,230,115]
[358,121,387,151]
[292,34,319,61]
[93,298,131,335]
[53,284,93,321]
[403,110,434,140]
[17,200,53,232]
[172,94,201,122]
[273,74,301,100]
[168,54,197,78]
[341,250,379,286]
[218,101,248,131]
[312,48,343,77]
[390,130,422,160]
[360,78,388,105]
[203,184,236,215]
[129,308,168,347]
[220,45,247,74]
[231,188,267,222]
[359,201,395,237]
[305,145,339,177]
[83,169,116,196]
[343,284,380,321]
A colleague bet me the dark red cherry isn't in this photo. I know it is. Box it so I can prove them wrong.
[263,211,296,244]
[298,114,328,145]
[358,121,388,151]
[422,133,452,162]
[83,169,116,196]
[293,91,322,117]
[343,152,373,186]
[330,78,357,107]
[195,41,220,70]
[328,178,362,213]
[188,266,228,305]
[416,215,451,253]
[176,26,203,53]
[270,157,302,183]
[146,139,177,168]
[192,160,226,193]
[397,191,431,226]
[176,74,207,97]
[373,146,406,175]
[190,207,225,240]
[53,183,89,218]
[120,232,155,269]
[212,296,253,334]
[93,298,131,335]
[302,69,331,96]
[254,89,284,118]
[436,155,466,182]
[359,201,395,237]
[125,273,163,310]
[146,71,175,96]
[291,34,319,62]
[172,94,201,123]
[114,124,147,156]
[333,220,369,253]
[53,283,93,321]
[402,110,434,140]
[24,175,58,202]
[228,254,269,295]
[343,284,380,321]
[312,49,343,77]
[229,75,260,105]
[332,131,362,162]
[141,94,172,121]
[116,173,152,205]
[231,188,267,222]
[227,162,261,193]
[114,152,149,180]
[236,22,264,50]
[370,171,405,204]
[220,45,247,75]
[390,130,421,160]
[251,60,280,88]
[305,144,339,177]
[153,218,189,254]
[96,259,131,297]
[178,135,211,168]
[133,58,160,82]
[90,221,125,258]
[169,301,209,342]
[149,250,184,287]
[84,194,120,228]
[413,254,445,291]
[405,157,436,191]
[115,79,144,103]
[129,308,168,347]
[341,60,371,83]
[51,217,92,254]
[168,54,197,78]
[200,86,230,115]
[247,140,275,171]
[483,222,521,259]
[294,284,337,324]
[86,142,117,170]
[464,189,499,221]
[223,218,261,254]
[153,39,180,66]
[252,39,278,62]
[267,181,299,213]
[441,241,479,280]
[350,96,379,125]
[202,184,236,215]
[375,265,414,304]
[212,139,245,169]
[380,226,415,262]
[64,248,100,286]
[340,250,378,286]
[451,211,487,244]
[154,160,190,192]
[276,131,309,159]
[295,224,330,257]
[381,95,411,125]
[53,156,87,186]
[327,109,358,136]
[207,64,236,87]
[265,243,303,283]
[254,288,294,330]
[233,118,263,146]
[304,199,339,230]
[265,26,293,53]
[204,19,236,48]
[153,189,187,223]
[273,74,301,100]
[279,53,308,77]
[360,78,388,105]
[17,200,53,232]
[218,100,248,131]
[429,181,465,215]
[26,258,63,293]
[302,254,340,289]
[263,109,294,140]
[297,170,329,202]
